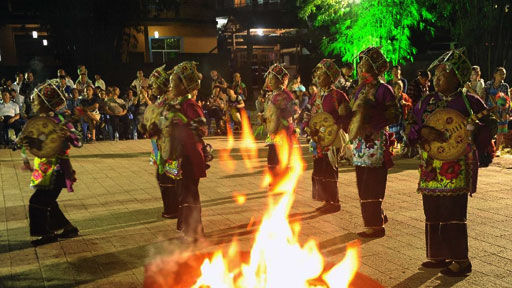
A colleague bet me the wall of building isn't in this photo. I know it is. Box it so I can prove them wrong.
[128,23,217,57]
[0,26,18,66]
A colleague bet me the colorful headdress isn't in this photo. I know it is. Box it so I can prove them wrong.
[428,48,472,85]
[172,61,202,92]
[313,59,341,82]
[358,46,389,75]
[32,79,67,112]
[264,63,289,81]
[149,64,173,93]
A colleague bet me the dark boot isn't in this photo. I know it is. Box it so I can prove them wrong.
[180,204,204,241]
[58,226,79,238]
[160,188,178,219]
[29,204,51,237]
[176,206,183,232]
[31,234,58,246]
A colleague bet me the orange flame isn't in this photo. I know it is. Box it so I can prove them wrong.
[233,192,247,205]
[219,122,236,173]
[192,131,361,288]
[239,109,259,171]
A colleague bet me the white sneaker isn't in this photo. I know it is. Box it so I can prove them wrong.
[496,150,501,157]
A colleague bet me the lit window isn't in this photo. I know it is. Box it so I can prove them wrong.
[150,37,182,63]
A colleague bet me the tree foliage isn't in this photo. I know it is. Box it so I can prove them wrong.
[423,0,512,80]
[299,0,435,65]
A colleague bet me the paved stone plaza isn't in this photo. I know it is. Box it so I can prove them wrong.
[1,137,512,288]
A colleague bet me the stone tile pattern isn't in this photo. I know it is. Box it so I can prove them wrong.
[1,137,511,288]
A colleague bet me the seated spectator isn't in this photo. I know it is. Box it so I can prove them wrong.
[232,72,247,100]
[57,69,75,88]
[75,73,93,95]
[0,89,22,147]
[65,88,81,118]
[77,85,100,142]
[206,87,226,135]
[11,72,25,114]
[226,87,245,130]
[94,74,106,90]
[57,75,72,99]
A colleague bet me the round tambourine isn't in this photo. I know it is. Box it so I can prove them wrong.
[18,117,65,158]
[423,108,470,161]
[143,104,163,128]
[308,112,339,147]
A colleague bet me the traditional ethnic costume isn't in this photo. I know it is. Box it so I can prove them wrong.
[18,81,82,246]
[484,80,510,135]
[263,64,298,183]
[407,49,496,276]
[172,62,209,240]
[177,94,208,239]
[144,65,181,219]
[350,47,398,238]
[307,59,351,213]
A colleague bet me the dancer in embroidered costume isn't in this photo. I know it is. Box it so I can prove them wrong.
[141,62,209,242]
[17,80,82,246]
[263,64,299,184]
[407,49,497,276]
[140,64,180,219]
[304,59,351,214]
[349,47,400,238]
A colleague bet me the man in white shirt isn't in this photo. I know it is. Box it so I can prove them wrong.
[58,69,75,88]
[0,90,22,146]
[75,74,93,95]
[10,72,25,113]
[131,70,148,92]
[94,74,106,90]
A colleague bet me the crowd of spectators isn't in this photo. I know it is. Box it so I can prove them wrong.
[0,66,154,148]
[2,63,511,157]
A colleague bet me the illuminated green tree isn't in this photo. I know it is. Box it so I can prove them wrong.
[299,0,435,65]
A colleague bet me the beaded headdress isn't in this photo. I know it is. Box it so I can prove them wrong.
[428,48,472,84]
[313,59,341,82]
[358,46,389,76]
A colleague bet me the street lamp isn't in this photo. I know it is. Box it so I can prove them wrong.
[43,39,48,46]
[154,31,159,38]
[32,31,38,38]
[256,29,263,36]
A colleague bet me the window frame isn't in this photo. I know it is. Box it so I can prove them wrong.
[149,36,183,63]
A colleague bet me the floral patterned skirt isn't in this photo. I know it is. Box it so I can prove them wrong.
[417,151,471,196]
